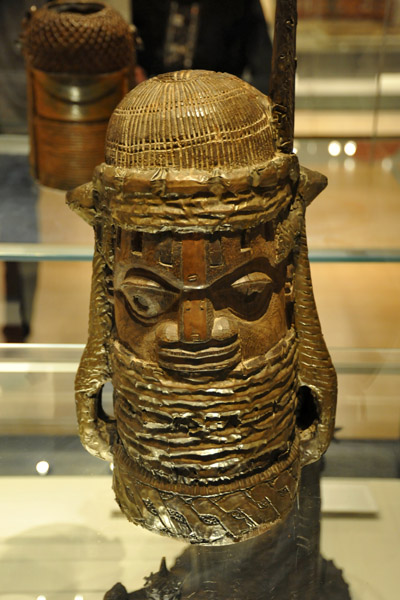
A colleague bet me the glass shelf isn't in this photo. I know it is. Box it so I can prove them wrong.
[0,343,398,439]
[0,244,94,262]
[1,243,400,263]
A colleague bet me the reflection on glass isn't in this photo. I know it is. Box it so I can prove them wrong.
[344,141,357,156]
[328,140,342,157]
[35,460,50,476]
[344,158,356,172]
[381,157,393,172]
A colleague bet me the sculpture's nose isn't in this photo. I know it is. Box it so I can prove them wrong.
[180,297,210,343]
[180,300,238,344]
[156,307,238,347]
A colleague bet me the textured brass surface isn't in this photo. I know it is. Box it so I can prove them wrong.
[104,462,351,599]
[68,0,336,545]
[105,70,276,169]
[22,1,134,190]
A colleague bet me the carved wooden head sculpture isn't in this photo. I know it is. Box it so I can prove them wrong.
[68,2,336,545]
[22,0,134,190]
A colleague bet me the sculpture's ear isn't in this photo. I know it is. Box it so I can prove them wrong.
[293,170,337,467]
[274,167,327,265]
[66,181,96,226]
[298,167,327,207]
[67,182,116,461]
[75,247,116,462]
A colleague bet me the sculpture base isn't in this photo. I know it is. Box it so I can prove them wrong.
[112,436,301,545]
[104,461,351,599]
[104,558,350,600]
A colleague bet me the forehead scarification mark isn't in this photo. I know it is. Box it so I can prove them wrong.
[171,238,182,279]
[240,230,252,253]
[214,227,283,279]
[181,238,208,342]
[264,221,275,242]
[208,235,223,267]
[157,234,173,266]
[131,231,143,254]
[117,229,134,261]
[181,238,207,286]
[115,227,122,250]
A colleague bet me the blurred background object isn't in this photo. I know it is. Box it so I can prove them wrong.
[131,0,273,94]
[21,0,136,190]
[297,0,391,21]
[0,154,38,342]
[0,0,37,135]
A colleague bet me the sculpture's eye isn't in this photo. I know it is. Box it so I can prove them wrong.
[120,276,177,323]
[232,272,273,297]
[229,272,274,320]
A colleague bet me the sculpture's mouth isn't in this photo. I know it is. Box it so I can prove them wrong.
[157,336,241,380]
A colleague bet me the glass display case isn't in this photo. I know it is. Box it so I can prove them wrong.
[0,1,399,598]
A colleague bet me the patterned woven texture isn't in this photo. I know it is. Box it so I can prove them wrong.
[24,1,133,73]
[105,70,277,170]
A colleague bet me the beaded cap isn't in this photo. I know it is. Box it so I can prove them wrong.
[105,70,276,170]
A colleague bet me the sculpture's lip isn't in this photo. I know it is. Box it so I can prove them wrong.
[157,339,241,379]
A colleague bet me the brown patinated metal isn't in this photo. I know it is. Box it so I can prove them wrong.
[68,1,336,546]
[22,1,135,190]
[104,462,351,600]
